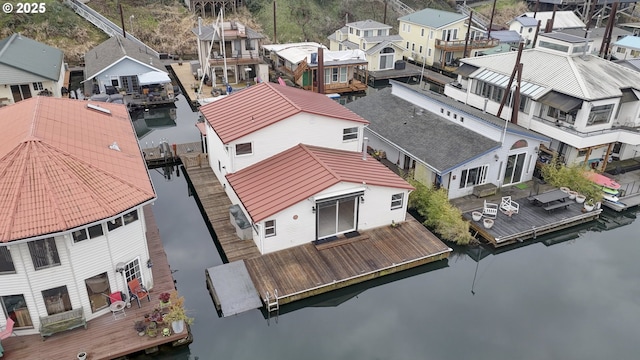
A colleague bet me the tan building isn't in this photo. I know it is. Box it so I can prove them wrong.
[398,8,497,71]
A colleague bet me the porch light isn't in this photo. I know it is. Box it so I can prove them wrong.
[494,154,499,161]
[147,259,153,268]
[360,197,365,204]
[115,262,125,273]
[312,206,316,213]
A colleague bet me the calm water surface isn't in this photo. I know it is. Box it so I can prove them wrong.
[136,94,640,360]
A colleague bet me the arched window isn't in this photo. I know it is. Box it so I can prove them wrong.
[510,139,528,150]
[379,47,395,70]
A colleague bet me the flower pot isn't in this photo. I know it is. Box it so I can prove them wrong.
[483,218,494,229]
[584,203,595,212]
[575,194,586,204]
[472,211,483,221]
[560,187,570,194]
[77,352,87,360]
[568,190,578,200]
[595,201,602,210]
[138,331,146,336]
[171,319,185,334]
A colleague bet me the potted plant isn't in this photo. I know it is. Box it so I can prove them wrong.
[77,352,87,360]
[568,190,578,200]
[150,308,164,324]
[584,199,595,212]
[163,291,194,334]
[134,320,147,336]
[159,292,171,308]
[147,321,158,337]
[575,194,586,204]
[472,211,483,221]
[483,218,494,229]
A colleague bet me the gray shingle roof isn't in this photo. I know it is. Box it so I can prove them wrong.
[346,87,500,173]
[366,39,405,55]
[461,47,640,100]
[191,24,265,41]
[0,34,63,81]
[348,20,391,30]
[84,37,165,80]
[398,8,466,29]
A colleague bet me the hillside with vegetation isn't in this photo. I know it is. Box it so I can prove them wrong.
[1,0,533,64]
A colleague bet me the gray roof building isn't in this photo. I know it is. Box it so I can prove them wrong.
[346,87,500,173]
[398,8,466,29]
[84,37,165,81]
[0,33,64,81]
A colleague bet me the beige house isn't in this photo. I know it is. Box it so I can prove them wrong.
[328,19,406,71]
[398,8,497,71]
[0,34,65,106]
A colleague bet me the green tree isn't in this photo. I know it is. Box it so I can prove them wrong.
[540,155,603,202]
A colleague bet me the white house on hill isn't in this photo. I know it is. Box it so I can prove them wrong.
[200,82,414,254]
[0,97,156,336]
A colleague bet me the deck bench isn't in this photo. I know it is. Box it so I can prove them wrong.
[39,308,86,340]
[543,202,571,213]
[473,183,498,198]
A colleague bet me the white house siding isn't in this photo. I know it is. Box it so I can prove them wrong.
[252,182,410,254]
[206,113,366,178]
[92,58,160,93]
[0,207,151,334]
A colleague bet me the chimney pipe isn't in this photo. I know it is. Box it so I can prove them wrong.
[582,30,590,59]
[198,17,202,35]
[362,137,368,160]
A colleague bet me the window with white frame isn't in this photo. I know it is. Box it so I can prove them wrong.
[587,104,614,125]
[123,209,139,225]
[107,217,123,231]
[421,28,425,36]
[236,142,253,155]
[391,193,404,210]
[124,258,142,283]
[32,82,44,91]
[340,67,347,82]
[265,220,276,237]
[0,247,15,274]
[459,165,488,188]
[72,224,104,243]
[428,48,432,57]
[430,30,433,39]
[332,68,339,82]
[324,68,331,84]
[343,127,358,141]
[356,29,360,36]
[28,237,61,270]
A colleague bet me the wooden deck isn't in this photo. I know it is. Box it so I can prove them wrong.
[181,166,261,262]
[0,206,190,360]
[169,62,214,107]
[244,218,452,306]
[143,141,203,168]
[183,165,452,309]
[464,198,602,247]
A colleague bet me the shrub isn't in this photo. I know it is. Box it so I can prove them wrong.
[540,155,603,202]
[408,179,475,245]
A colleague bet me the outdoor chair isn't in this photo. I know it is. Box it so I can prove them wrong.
[128,278,151,308]
[500,196,520,216]
[0,318,16,340]
[482,200,498,219]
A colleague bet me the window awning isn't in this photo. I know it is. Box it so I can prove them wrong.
[620,88,638,104]
[537,91,583,112]
[455,63,478,77]
[137,71,171,85]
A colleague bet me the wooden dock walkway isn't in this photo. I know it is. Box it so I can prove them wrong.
[142,141,203,168]
[0,206,190,360]
[464,198,602,247]
[169,62,214,108]
[182,165,452,310]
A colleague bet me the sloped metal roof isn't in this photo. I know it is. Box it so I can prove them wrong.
[0,97,155,242]
[0,34,64,81]
[226,144,413,222]
[348,19,391,30]
[399,8,466,29]
[461,47,640,100]
[201,82,368,144]
[84,37,166,80]
[614,35,640,50]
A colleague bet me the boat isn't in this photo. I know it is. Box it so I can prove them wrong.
[196,8,231,106]
[585,172,621,190]
[602,192,619,203]
[599,186,619,195]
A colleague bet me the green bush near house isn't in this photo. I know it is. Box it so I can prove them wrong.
[407,179,475,246]
[540,155,603,202]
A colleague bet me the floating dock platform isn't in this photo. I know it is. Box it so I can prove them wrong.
[181,165,452,315]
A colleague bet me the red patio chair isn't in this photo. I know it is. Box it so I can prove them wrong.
[127,278,150,308]
[0,318,16,339]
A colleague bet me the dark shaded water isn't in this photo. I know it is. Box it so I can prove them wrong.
[137,95,640,360]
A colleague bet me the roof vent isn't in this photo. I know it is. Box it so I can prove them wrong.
[87,103,112,115]
[109,142,121,151]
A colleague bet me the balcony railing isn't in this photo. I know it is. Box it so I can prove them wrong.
[532,115,640,137]
[434,38,500,51]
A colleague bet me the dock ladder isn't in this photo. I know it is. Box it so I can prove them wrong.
[264,289,279,325]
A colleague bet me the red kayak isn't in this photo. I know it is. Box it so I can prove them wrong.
[585,172,621,190]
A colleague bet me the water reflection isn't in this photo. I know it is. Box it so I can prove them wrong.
[132,106,178,139]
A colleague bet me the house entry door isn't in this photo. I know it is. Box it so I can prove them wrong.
[316,196,358,239]
[503,152,526,185]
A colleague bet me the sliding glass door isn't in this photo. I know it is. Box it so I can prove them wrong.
[317,196,358,239]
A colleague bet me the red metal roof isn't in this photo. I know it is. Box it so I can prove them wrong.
[0,97,156,243]
[226,144,413,222]
[200,82,369,143]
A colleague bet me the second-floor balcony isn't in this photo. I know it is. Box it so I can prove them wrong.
[434,38,500,51]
